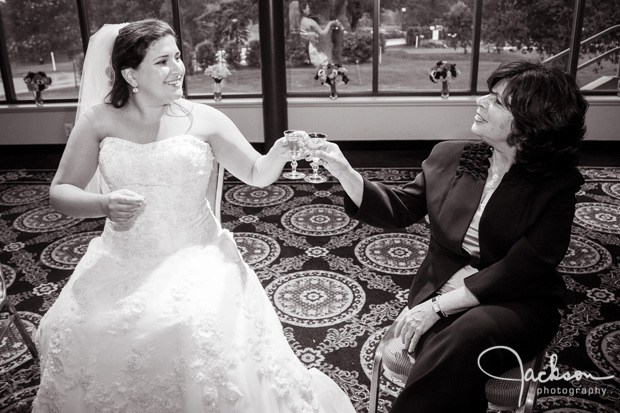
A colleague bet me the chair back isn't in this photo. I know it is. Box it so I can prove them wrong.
[206,159,224,220]
[0,266,6,303]
[381,323,415,385]
[369,310,546,413]
[0,267,10,338]
[0,265,39,359]
[485,351,545,413]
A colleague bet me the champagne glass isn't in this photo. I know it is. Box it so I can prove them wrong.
[282,130,307,179]
[304,132,328,184]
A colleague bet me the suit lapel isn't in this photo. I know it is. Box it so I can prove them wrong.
[434,168,486,254]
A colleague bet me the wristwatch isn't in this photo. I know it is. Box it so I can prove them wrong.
[431,296,448,318]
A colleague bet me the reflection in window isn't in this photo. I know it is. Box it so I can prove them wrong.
[177,0,261,97]
[286,0,369,94]
[0,71,4,101]
[1,0,82,101]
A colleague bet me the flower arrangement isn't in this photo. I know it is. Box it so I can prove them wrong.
[429,60,459,83]
[23,71,52,106]
[315,62,349,86]
[204,58,231,101]
[204,64,231,82]
[314,62,349,99]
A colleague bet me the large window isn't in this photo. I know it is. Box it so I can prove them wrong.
[86,1,262,98]
[575,0,619,93]
[284,0,619,96]
[176,0,262,97]
[477,0,574,91]
[1,0,82,102]
[285,0,371,93]
[0,0,618,103]
[378,1,472,93]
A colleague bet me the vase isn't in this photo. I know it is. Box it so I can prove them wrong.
[441,80,450,99]
[33,90,44,106]
[329,82,337,100]
[213,79,222,101]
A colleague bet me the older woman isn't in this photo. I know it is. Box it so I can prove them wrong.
[317,60,588,412]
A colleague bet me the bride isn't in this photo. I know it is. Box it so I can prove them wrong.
[33,18,355,413]
[297,1,340,67]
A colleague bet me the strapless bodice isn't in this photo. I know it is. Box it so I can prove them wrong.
[98,135,218,258]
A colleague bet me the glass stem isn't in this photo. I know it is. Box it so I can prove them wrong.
[291,159,298,173]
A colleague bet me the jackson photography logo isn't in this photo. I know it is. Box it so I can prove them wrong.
[478,346,615,401]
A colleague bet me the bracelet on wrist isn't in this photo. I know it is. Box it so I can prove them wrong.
[431,296,448,318]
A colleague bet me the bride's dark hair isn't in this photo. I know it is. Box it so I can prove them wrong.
[107,19,176,108]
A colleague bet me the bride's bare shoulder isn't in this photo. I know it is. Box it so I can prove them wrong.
[176,98,220,116]
[175,99,239,144]
[80,103,132,141]
[178,100,231,129]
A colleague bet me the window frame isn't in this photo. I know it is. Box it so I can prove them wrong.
[0,0,612,103]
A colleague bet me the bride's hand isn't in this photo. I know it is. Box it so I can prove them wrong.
[104,189,145,223]
[269,136,294,163]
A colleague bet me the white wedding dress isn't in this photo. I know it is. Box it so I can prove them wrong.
[33,135,355,413]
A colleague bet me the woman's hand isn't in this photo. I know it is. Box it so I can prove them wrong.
[314,141,364,207]
[394,300,441,354]
[104,189,145,223]
[313,141,352,180]
[269,136,295,163]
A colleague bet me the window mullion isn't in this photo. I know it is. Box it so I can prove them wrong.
[0,7,16,102]
[372,0,380,94]
[470,0,484,94]
[567,0,586,78]
[76,0,91,53]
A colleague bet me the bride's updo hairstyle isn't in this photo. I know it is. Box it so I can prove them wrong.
[107,19,176,108]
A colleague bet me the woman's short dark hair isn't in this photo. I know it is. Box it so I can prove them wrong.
[107,19,176,108]
[488,60,589,176]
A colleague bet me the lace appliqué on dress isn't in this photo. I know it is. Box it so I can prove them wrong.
[33,136,336,413]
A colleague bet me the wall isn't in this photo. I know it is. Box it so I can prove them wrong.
[1,96,619,145]
[287,96,620,142]
[0,100,264,145]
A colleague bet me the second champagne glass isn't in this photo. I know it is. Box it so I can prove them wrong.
[283,130,307,179]
[304,132,327,184]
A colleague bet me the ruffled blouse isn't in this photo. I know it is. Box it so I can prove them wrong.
[439,142,503,294]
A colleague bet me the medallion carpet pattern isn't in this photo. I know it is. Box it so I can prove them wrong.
[0,167,619,412]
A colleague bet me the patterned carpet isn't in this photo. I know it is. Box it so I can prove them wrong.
[0,166,619,412]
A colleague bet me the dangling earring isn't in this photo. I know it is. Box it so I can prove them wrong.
[132,86,139,94]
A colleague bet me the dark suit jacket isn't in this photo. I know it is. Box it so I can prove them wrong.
[344,140,584,309]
